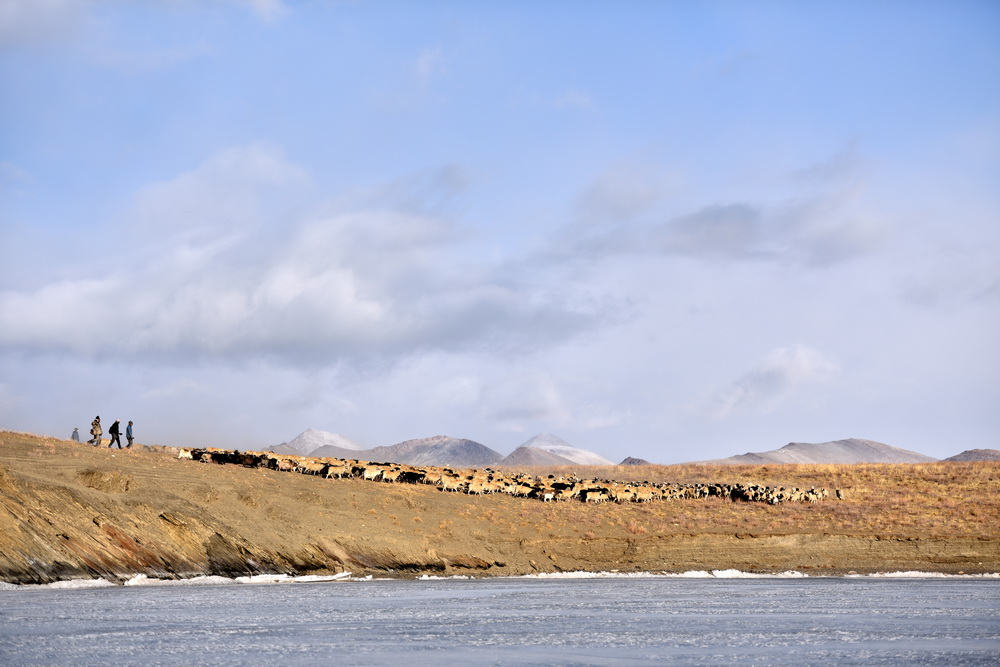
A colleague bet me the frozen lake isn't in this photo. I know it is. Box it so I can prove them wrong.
[2,575,999,665]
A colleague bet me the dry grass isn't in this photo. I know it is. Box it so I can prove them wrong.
[496,461,1000,540]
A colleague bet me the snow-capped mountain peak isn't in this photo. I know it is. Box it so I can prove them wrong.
[519,433,613,466]
[273,429,364,456]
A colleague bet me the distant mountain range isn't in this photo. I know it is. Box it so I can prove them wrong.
[269,430,991,468]
[267,430,612,468]
[706,438,937,464]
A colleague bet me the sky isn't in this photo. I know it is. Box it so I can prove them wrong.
[1,1,998,462]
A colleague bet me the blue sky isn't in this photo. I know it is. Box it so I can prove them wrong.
[1,1,998,461]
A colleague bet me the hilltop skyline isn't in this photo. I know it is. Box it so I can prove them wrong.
[1,2,998,462]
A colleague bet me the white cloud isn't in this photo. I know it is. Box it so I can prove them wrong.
[88,40,211,73]
[415,47,444,85]
[480,372,570,433]
[558,189,887,267]
[131,142,309,241]
[793,147,862,184]
[232,0,287,22]
[140,378,205,401]
[511,89,597,113]
[0,144,594,365]
[0,381,19,416]
[0,161,31,185]
[653,193,889,266]
[578,405,631,430]
[707,345,839,419]
[0,0,86,46]
[574,164,675,226]
[549,148,890,269]
[552,89,594,110]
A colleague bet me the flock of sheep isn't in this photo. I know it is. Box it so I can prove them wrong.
[177,447,837,505]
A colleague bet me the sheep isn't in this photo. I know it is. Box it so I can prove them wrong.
[174,445,835,509]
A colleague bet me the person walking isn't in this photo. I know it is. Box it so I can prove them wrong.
[107,419,122,449]
[89,416,102,446]
[126,420,134,448]
[71,427,80,442]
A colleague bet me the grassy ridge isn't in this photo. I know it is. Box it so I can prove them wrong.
[497,462,1000,539]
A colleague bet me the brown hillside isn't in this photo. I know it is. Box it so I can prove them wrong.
[709,438,936,464]
[0,430,998,584]
[500,446,576,466]
[944,449,1000,462]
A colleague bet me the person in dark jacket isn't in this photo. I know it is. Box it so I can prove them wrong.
[71,427,80,442]
[126,420,134,448]
[107,419,122,449]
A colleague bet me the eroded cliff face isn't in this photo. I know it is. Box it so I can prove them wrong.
[1,432,998,584]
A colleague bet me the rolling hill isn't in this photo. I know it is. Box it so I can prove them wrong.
[362,435,503,467]
[944,449,1000,462]
[708,438,936,465]
[269,429,364,457]
[499,446,576,466]
[620,457,652,465]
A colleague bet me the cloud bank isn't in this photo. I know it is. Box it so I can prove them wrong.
[0,145,594,365]
[707,345,839,419]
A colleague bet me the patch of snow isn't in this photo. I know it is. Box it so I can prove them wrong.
[5,569,997,591]
[46,573,355,589]
[234,574,293,584]
[173,575,238,585]
[291,572,352,582]
[708,569,809,578]
[123,574,236,586]
[123,574,156,586]
[35,578,118,589]
[279,428,364,454]
[522,433,614,466]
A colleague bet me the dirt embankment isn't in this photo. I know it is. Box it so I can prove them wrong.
[1,431,998,584]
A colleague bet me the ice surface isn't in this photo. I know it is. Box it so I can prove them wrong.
[1,575,997,664]
[847,571,1000,579]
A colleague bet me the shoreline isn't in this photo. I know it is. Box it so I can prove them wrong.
[5,568,1000,591]
[2,531,996,585]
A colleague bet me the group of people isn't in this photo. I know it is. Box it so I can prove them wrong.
[70,416,134,449]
